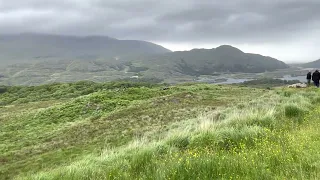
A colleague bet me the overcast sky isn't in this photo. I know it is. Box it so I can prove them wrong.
[0,0,320,62]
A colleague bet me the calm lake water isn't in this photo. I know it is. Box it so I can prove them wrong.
[198,75,307,84]
[280,75,307,83]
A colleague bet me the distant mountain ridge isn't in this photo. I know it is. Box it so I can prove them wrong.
[301,59,320,68]
[0,33,171,65]
[129,45,289,75]
[0,35,289,85]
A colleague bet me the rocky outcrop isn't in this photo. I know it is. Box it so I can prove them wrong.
[288,83,307,88]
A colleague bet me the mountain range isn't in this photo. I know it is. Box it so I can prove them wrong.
[0,33,289,85]
[129,45,288,76]
[0,33,171,66]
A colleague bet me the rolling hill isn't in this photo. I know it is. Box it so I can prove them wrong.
[131,45,289,76]
[300,59,320,68]
[0,36,289,85]
[0,33,171,66]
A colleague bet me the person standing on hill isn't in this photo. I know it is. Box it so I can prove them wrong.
[307,71,312,86]
[312,70,320,87]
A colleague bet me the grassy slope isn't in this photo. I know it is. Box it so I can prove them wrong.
[1,82,320,179]
[21,88,320,180]
[0,82,264,179]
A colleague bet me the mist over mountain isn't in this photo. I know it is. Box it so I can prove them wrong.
[0,33,171,65]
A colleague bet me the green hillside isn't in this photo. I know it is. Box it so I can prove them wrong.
[300,59,320,68]
[1,82,320,179]
[131,45,289,76]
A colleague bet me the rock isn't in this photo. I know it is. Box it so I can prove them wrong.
[185,94,192,98]
[288,83,307,88]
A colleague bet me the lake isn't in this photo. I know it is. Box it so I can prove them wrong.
[280,75,307,83]
[197,75,307,84]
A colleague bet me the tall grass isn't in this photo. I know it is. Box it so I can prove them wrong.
[18,88,320,180]
[2,83,266,179]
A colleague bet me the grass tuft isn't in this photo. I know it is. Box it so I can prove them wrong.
[284,104,304,118]
[166,134,190,150]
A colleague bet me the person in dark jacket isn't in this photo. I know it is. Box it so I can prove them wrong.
[307,71,312,86]
[312,70,320,87]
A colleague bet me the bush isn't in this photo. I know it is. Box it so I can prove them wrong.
[0,86,7,94]
[283,91,292,97]
[311,96,320,104]
[190,132,218,149]
[215,126,264,150]
[167,135,190,150]
[284,104,304,118]
[241,78,300,88]
[130,149,154,174]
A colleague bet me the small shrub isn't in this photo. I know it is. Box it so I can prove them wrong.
[190,131,218,149]
[130,149,154,174]
[237,103,246,109]
[14,98,30,104]
[155,144,170,155]
[284,104,304,118]
[215,126,263,150]
[166,135,190,150]
[0,86,7,94]
[311,96,320,104]
[283,91,292,97]
[89,114,102,121]
[245,116,276,129]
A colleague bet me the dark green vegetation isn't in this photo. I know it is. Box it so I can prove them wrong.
[0,34,289,85]
[0,81,159,105]
[240,78,300,88]
[2,81,320,179]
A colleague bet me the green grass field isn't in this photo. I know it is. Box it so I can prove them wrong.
[1,81,320,179]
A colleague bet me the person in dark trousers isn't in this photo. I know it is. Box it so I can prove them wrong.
[307,71,312,86]
[312,70,320,87]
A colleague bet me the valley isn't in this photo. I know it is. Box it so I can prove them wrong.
[0,61,310,86]
[0,33,299,86]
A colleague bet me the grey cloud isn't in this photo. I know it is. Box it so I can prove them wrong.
[0,0,320,44]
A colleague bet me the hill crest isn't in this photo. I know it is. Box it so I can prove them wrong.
[301,59,320,68]
[0,33,171,65]
[132,45,289,75]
